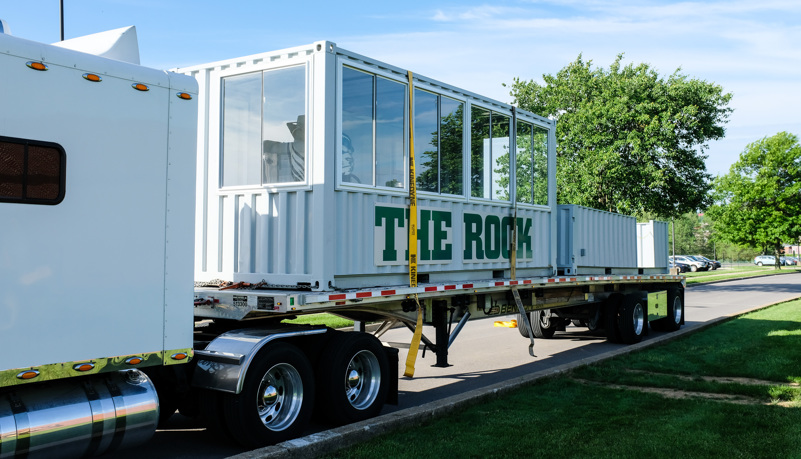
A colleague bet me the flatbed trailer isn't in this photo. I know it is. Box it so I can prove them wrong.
[0,22,684,458]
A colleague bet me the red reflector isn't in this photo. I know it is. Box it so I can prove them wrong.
[356,292,372,298]
[425,286,438,292]
[329,294,346,301]
[381,290,396,296]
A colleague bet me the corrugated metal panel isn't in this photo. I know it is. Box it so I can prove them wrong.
[185,41,557,291]
[557,205,637,274]
[637,220,669,268]
[333,192,552,289]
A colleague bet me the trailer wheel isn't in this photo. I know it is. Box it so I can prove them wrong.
[316,332,389,425]
[603,294,623,343]
[663,288,684,332]
[222,342,314,447]
[618,294,646,344]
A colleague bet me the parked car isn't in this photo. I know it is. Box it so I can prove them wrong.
[786,257,800,266]
[694,255,721,270]
[669,259,690,273]
[670,255,709,272]
[754,255,781,266]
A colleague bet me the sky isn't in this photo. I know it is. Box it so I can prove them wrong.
[2,0,799,176]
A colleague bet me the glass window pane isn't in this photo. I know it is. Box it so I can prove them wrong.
[516,122,533,204]
[26,145,61,200]
[532,126,549,205]
[470,106,490,199]
[491,113,511,200]
[440,97,463,195]
[342,67,374,185]
[414,89,438,192]
[0,141,25,198]
[262,66,306,184]
[222,73,262,187]
[376,77,405,188]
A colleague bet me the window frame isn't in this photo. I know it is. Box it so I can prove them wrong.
[218,62,310,190]
[0,135,66,205]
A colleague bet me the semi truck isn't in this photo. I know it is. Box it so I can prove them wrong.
[0,24,684,458]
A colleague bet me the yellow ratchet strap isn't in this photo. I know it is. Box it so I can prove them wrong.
[404,70,422,378]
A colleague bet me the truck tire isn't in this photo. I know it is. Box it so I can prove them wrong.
[519,310,559,338]
[662,288,684,332]
[617,294,646,344]
[316,332,389,425]
[222,342,315,447]
[603,293,623,343]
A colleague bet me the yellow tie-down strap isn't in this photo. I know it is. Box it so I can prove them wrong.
[404,70,423,378]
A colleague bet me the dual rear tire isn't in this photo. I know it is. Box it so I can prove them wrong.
[212,332,389,448]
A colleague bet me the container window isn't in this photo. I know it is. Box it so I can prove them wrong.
[470,107,510,201]
[0,136,65,205]
[221,65,306,187]
[515,122,549,206]
[341,66,406,188]
[414,90,464,195]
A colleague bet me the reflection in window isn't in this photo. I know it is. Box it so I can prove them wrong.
[470,107,510,200]
[221,66,306,187]
[516,122,549,206]
[342,66,405,188]
[414,90,464,195]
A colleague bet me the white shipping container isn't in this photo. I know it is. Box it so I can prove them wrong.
[177,42,558,291]
[556,205,638,275]
[637,220,669,270]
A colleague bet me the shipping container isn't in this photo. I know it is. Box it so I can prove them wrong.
[556,205,637,275]
[178,42,558,291]
[637,220,670,272]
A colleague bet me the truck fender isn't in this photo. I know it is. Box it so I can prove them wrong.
[192,326,328,394]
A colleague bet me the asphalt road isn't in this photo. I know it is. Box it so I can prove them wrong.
[116,272,801,459]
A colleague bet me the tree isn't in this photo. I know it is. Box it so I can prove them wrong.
[509,54,732,218]
[707,132,801,269]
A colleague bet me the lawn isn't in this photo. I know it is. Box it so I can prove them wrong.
[329,299,801,458]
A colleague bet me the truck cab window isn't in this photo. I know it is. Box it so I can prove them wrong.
[0,136,65,205]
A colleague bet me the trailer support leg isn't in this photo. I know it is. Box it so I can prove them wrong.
[432,300,450,367]
[512,287,536,357]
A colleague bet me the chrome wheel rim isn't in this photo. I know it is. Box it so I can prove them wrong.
[257,363,303,431]
[345,350,381,410]
[672,296,683,324]
[633,303,645,335]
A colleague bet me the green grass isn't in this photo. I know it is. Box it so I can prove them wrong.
[329,299,801,458]
[684,266,799,284]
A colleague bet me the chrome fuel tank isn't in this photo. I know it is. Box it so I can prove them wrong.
[0,370,158,458]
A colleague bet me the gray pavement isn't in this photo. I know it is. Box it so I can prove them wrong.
[230,271,801,458]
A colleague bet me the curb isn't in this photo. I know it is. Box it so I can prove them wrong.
[229,279,801,459]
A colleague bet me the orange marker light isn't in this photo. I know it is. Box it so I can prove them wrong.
[125,357,143,365]
[17,370,40,380]
[132,83,149,91]
[74,363,95,372]
[176,92,192,100]
[26,61,48,71]
[171,353,188,361]
[82,73,102,82]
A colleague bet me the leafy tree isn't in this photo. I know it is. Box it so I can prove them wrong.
[509,54,732,218]
[707,132,801,268]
